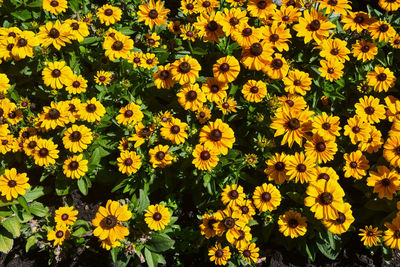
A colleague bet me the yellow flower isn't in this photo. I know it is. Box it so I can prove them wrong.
[37,20,72,50]
[64,19,89,42]
[366,66,396,93]
[343,150,370,179]
[97,4,122,26]
[117,151,142,175]
[177,83,206,111]
[199,119,235,156]
[368,21,396,43]
[286,152,317,183]
[42,61,73,89]
[63,154,88,179]
[33,138,59,167]
[137,0,170,29]
[160,118,188,145]
[43,0,68,15]
[304,133,338,164]
[352,39,378,62]
[47,224,70,246]
[319,58,344,82]
[103,32,134,61]
[383,216,400,249]
[116,102,143,126]
[367,166,400,200]
[149,144,173,168]
[170,55,201,85]
[212,56,240,83]
[78,98,106,122]
[252,183,281,212]
[144,204,171,231]
[0,168,30,201]
[0,73,10,94]
[278,210,307,238]
[65,74,87,94]
[208,243,231,266]
[55,206,78,227]
[192,143,220,171]
[343,115,371,144]
[242,80,267,103]
[221,184,245,208]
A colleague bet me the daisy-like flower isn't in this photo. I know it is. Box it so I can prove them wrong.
[180,24,198,42]
[367,166,400,200]
[282,70,312,95]
[0,168,30,201]
[384,136,400,168]
[212,56,240,83]
[264,54,289,80]
[221,184,245,208]
[383,216,400,249]
[276,94,308,114]
[103,32,134,61]
[62,124,93,153]
[390,34,400,49]
[319,58,344,82]
[129,123,156,148]
[319,38,350,63]
[177,83,206,111]
[200,213,218,239]
[42,61,73,89]
[78,98,106,122]
[196,0,220,13]
[312,112,341,140]
[146,32,160,48]
[252,183,281,212]
[264,153,290,184]
[138,0,170,29]
[144,204,171,231]
[37,20,72,50]
[304,133,338,163]
[318,0,351,14]
[304,179,345,220]
[262,23,291,52]
[359,226,382,247]
[239,242,259,264]
[247,0,276,20]
[273,5,301,25]
[55,206,78,227]
[38,101,70,130]
[343,115,371,144]
[355,95,386,124]
[171,55,201,85]
[160,118,188,145]
[92,200,132,243]
[199,119,235,155]
[63,154,88,179]
[202,77,228,103]
[341,11,373,33]
[192,143,220,171]
[322,202,354,235]
[316,166,339,181]
[195,12,224,43]
[379,0,400,11]
[293,8,335,44]
[65,74,87,94]
[366,66,396,93]
[231,23,262,48]
[33,138,59,167]
[352,39,378,62]
[116,102,143,126]
[153,64,174,89]
[43,0,68,15]
[47,224,70,246]
[286,152,317,184]
[217,8,248,37]
[11,31,38,59]
[237,199,256,221]
[368,21,396,43]
[117,151,142,175]
[141,53,158,70]
[97,4,122,26]
[213,206,248,243]
[278,210,307,238]
[149,144,173,168]
[217,97,238,115]
[94,70,112,85]
[180,0,196,15]
[64,19,89,42]
[196,106,212,124]
[208,243,231,266]
[241,41,274,71]
[343,150,370,179]
[242,80,267,103]
[359,126,383,154]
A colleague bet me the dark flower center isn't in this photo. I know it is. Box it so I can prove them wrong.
[103,215,118,229]
[366,231,374,237]
[179,62,191,73]
[379,24,389,32]
[361,45,370,53]
[229,190,239,199]
[28,141,37,149]
[350,161,358,168]
[274,161,285,171]
[86,104,96,113]
[156,151,165,160]
[352,126,360,133]
[159,70,170,80]
[72,81,80,88]
[8,111,16,119]
[257,0,267,9]
[202,1,211,7]
[210,85,219,93]
[222,102,229,109]
[48,108,61,119]
[224,217,235,229]
[104,8,113,16]
[6,44,14,51]
[71,22,79,30]
[69,161,79,170]
[56,231,64,238]
[2,140,8,145]
[250,86,259,93]
[148,9,158,19]
[123,158,133,166]
[261,192,271,202]
[327,68,334,74]
[51,69,61,78]
[170,125,180,134]
[199,112,206,118]
[377,73,387,81]
[296,164,306,172]
[394,230,400,238]
[186,3,194,9]
[70,131,82,141]
[270,34,279,42]
[99,76,106,82]
[61,214,69,220]
[69,104,76,112]
[286,100,294,107]
[250,43,263,56]
[186,31,194,37]
[209,129,222,141]
[319,192,333,205]
[153,212,162,221]
[148,38,155,46]
[364,106,374,115]
[282,15,290,21]
[39,148,49,157]
[146,59,153,64]
[394,39,400,45]
[241,206,249,214]
[243,250,251,258]
[50,0,59,7]
[186,90,197,101]
[287,118,300,130]
[17,38,27,47]
[124,110,133,118]
[200,151,210,160]
[318,173,330,180]
[335,212,346,224]
[219,63,230,72]
[49,28,60,38]
[112,41,124,51]
[207,21,219,32]
[322,122,331,130]
[271,59,283,69]
[316,142,326,152]
[230,17,239,26]
[8,180,17,187]
[381,178,391,187]
[354,15,364,24]
[242,28,252,37]
[330,48,339,55]
[328,0,338,6]
[309,20,321,31]
[215,249,224,258]
[288,218,299,228]
[133,57,140,63]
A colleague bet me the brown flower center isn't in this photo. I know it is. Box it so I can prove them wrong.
[50,0,59,7]
[61,214,69,220]
[319,192,333,205]
[257,0,267,9]
[350,161,357,169]
[270,34,279,42]
[364,106,374,115]
[159,70,170,80]
[207,21,219,32]
[271,59,283,69]
[200,151,210,160]
[186,90,197,101]
[170,125,180,134]
[17,38,27,47]
[381,178,391,187]
[354,15,364,24]
[8,180,17,187]
[179,62,191,73]
[86,104,96,113]
[242,27,252,37]
[274,161,285,171]
[48,108,61,119]
[318,173,330,180]
[250,43,263,56]
[261,192,271,202]
[56,230,64,238]
[335,212,346,224]
[156,151,165,161]
[327,68,334,74]
[215,249,224,258]
[330,48,339,55]
[379,24,389,33]
[250,86,259,93]
[49,28,60,38]
[102,215,118,229]
[153,212,162,221]
[39,148,49,157]
[229,190,239,199]
[51,69,61,78]
[219,63,230,72]
[287,118,300,130]
[296,164,306,172]
[224,217,235,229]
[288,218,299,228]
[148,9,158,19]
[309,20,321,31]
[316,142,326,152]
[69,161,79,170]
[377,73,387,81]
[229,17,239,26]
[209,129,222,141]
[112,41,124,51]
[104,8,113,16]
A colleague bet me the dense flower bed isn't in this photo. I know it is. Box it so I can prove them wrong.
[1,0,400,265]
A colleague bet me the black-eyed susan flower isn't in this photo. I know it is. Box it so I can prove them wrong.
[352,39,378,62]
[23,136,40,156]
[304,179,345,220]
[355,95,386,124]
[199,119,235,156]
[318,0,351,14]
[286,152,317,183]
[63,124,93,153]
[276,94,307,114]
[232,225,252,249]
[194,12,224,43]
[168,20,182,35]
[221,184,245,207]
[37,20,72,50]
[341,11,373,33]
[94,70,112,86]
[293,8,335,44]
[103,32,134,61]
[367,166,400,200]
[231,23,262,48]
[33,138,59,167]
[319,38,350,63]
[65,74,87,94]
[312,112,341,140]
[239,242,259,264]
[146,32,160,48]
[252,183,281,212]
[359,226,382,247]
[383,216,400,249]
[237,199,256,221]
[137,0,170,29]
[384,136,400,168]
[47,224,70,246]
[247,0,276,20]
[390,34,400,48]
[196,106,212,124]
[208,243,231,266]
[343,115,371,144]
[55,206,78,227]
[192,143,220,171]
[368,21,396,43]
[149,144,173,168]
[200,213,218,239]
[0,135,15,154]
[196,0,220,13]
[273,5,301,25]
[177,83,206,111]
[264,153,289,184]
[213,207,248,243]
[202,77,228,103]
[116,102,143,126]
[264,54,289,79]
[92,200,131,243]
[304,134,338,163]
[316,166,339,181]
[38,101,70,130]
[79,97,106,122]
[42,61,73,89]
[97,4,122,26]
[117,151,142,175]
[153,64,174,89]
[359,126,383,153]
[379,0,400,11]
[128,52,144,68]
[144,204,171,231]
[241,40,274,71]
[129,122,156,148]
[242,80,267,103]
[11,31,38,59]
[217,8,248,36]
[366,66,396,93]
[43,0,68,15]
[278,210,307,238]
[262,23,291,52]
[282,69,311,95]
[141,53,158,70]
[160,118,188,145]
[180,24,198,42]
[343,150,370,179]
[64,19,89,42]
[63,154,88,179]
[0,168,30,201]
[322,202,354,235]
[216,97,237,115]
[0,73,10,94]
[180,0,197,15]
[212,56,240,83]
[66,98,81,122]
[171,55,201,85]
[319,58,344,82]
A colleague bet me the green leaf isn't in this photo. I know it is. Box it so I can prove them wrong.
[24,186,46,202]
[145,233,174,253]
[77,178,88,196]
[111,247,119,263]
[69,0,80,12]
[29,202,49,217]
[2,217,20,237]
[137,189,150,213]
[17,196,31,214]
[144,248,165,267]
[26,0,42,7]
[25,235,38,252]
[72,226,89,237]
[0,231,13,253]
[11,10,31,21]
